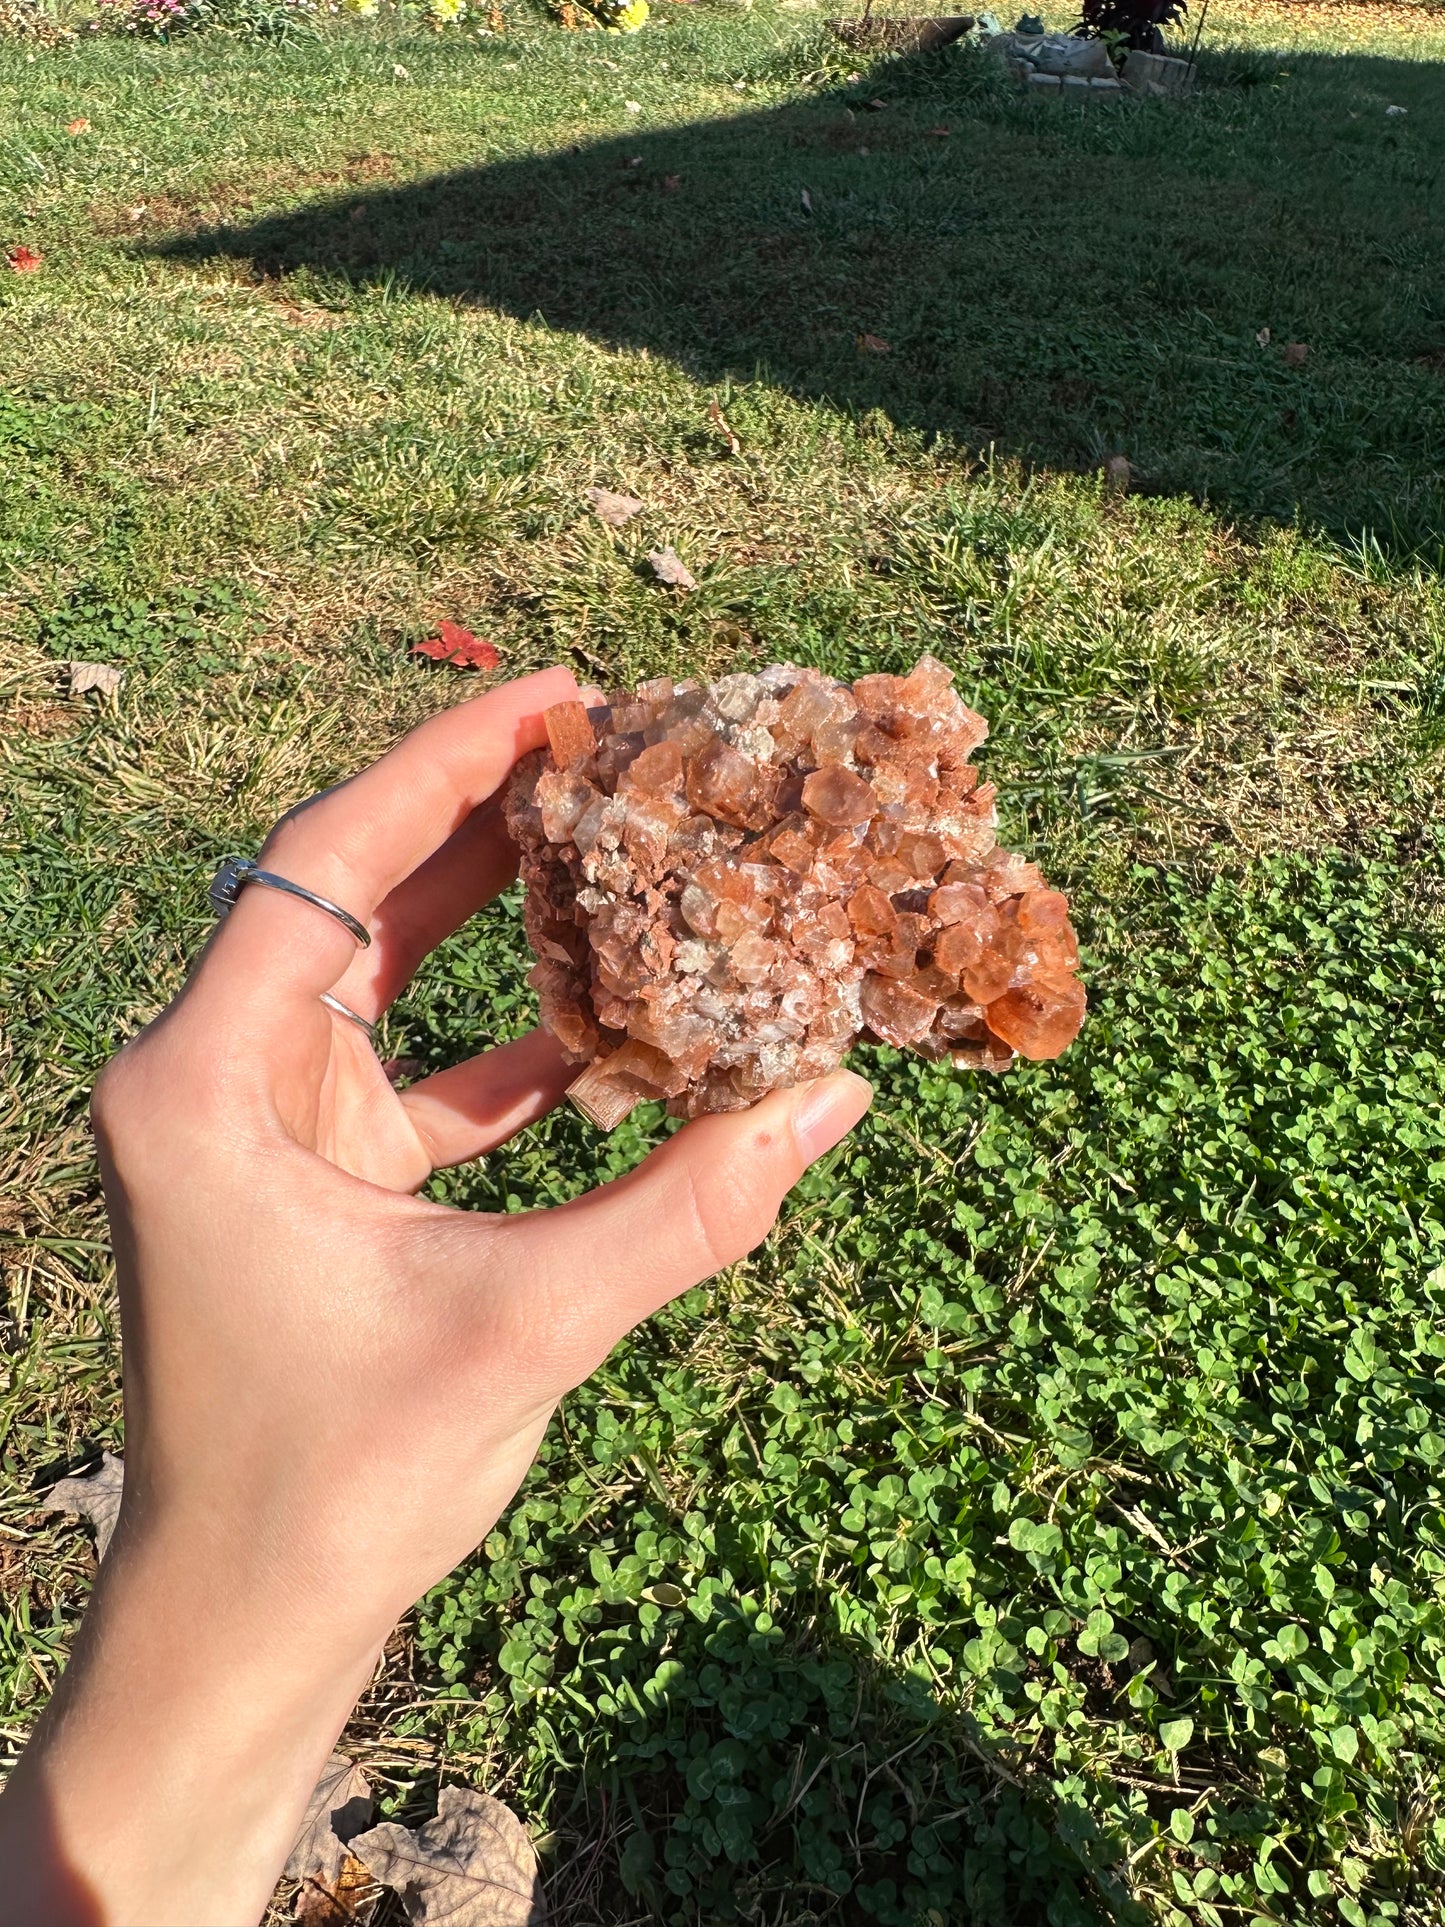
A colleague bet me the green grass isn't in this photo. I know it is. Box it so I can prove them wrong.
[4,3,1445,1924]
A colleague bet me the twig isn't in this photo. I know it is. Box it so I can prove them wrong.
[1110,1500,1192,1568]
[1186,0,1210,71]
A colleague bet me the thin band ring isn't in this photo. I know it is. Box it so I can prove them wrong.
[210,855,379,1041]
[319,990,378,1039]
[208,857,372,949]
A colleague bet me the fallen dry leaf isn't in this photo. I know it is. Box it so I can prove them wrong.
[485,4,504,26]
[585,486,644,528]
[351,1786,545,1927]
[708,397,741,456]
[648,547,696,590]
[288,1754,375,1923]
[67,117,91,135]
[930,124,951,137]
[282,304,335,329]
[856,332,890,355]
[412,621,501,670]
[1283,341,1309,367]
[7,245,42,273]
[45,1451,124,1558]
[68,660,125,697]
[800,186,813,214]
[288,1755,375,1883]
[1255,326,1271,347]
[644,1581,687,1606]
[1103,454,1132,493]
[662,172,681,191]
[1126,1634,1175,1700]
[297,1854,373,1926]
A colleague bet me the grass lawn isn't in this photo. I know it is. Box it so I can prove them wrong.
[4,0,1445,1921]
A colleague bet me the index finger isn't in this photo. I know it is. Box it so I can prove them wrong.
[195,666,578,1021]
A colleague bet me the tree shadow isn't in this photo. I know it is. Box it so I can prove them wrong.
[391,1592,1151,1927]
[536,1651,1148,1927]
[157,40,1445,563]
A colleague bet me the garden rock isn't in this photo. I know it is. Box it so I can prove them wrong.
[1122,48,1196,95]
[988,29,1116,79]
[1031,33,1114,76]
[1026,67,1120,99]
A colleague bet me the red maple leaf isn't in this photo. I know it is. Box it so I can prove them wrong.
[411,620,501,670]
[7,246,43,274]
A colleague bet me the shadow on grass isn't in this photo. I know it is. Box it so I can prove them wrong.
[404,1615,1149,1927]
[157,41,1445,564]
[537,1664,1149,1927]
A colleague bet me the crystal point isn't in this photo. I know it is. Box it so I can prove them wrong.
[544,701,598,769]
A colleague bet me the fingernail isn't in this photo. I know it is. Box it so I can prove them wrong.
[792,1071,873,1164]
[579,684,606,707]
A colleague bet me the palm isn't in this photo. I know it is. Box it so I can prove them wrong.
[263,971,573,1201]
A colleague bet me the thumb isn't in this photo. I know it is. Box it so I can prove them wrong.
[505,1070,873,1363]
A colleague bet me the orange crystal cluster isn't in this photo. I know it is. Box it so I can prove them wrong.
[504,657,1085,1125]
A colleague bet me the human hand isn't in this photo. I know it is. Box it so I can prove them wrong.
[0,666,870,1926]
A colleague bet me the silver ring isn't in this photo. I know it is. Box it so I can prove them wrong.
[320,990,377,1038]
[209,856,371,949]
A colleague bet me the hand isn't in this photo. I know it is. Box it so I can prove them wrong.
[0,667,871,1926]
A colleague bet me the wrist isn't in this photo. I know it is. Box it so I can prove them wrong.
[91,1513,386,1729]
[107,1494,397,1675]
[1,1523,383,1927]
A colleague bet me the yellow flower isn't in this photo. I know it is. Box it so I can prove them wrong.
[342,0,379,14]
[606,0,646,26]
[429,0,463,19]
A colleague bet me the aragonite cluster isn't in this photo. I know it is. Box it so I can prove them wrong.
[504,657,1085,1126]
